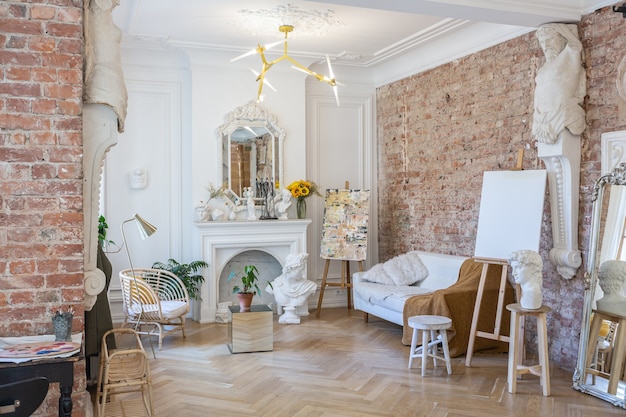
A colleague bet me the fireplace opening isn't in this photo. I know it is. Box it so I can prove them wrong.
[218,250,282,311]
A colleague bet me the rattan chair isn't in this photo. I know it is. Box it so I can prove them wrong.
[96,328,153,417]
[119,268,190,350]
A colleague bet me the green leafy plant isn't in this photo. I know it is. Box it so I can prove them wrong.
[228,265,272,295]
[98,215,115,248]
[152,258,208,301]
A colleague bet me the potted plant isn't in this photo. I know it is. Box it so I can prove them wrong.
[228,265,272,311]
[152,258,208,301]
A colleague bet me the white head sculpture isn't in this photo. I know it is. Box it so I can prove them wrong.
[283,253,308,274]
[597,260,626,317]
[508,249,543,309]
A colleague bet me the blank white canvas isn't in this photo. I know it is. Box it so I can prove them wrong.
[474,170,547,261]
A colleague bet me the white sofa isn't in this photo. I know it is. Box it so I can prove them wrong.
[352,251,470,326]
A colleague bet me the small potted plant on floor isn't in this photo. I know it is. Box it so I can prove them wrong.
[228,265,272,311]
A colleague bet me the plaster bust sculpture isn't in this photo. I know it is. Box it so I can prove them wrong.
[597,260,626,317]
[266,253,316,324]
[84,0,128,132]
[532,23,585,145]
[274,188,292,220]
[508,249,544,309]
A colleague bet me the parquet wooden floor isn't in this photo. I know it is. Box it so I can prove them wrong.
[100,308,625,417]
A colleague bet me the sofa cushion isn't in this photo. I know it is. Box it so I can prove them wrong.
[361,251,429,286]
[353,281,434,311]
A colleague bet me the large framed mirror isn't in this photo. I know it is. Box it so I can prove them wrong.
[573,162,626,408]
[217,101,285,203]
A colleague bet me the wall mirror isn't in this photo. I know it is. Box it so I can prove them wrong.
[217,101,285,203]
[573,162,626,408]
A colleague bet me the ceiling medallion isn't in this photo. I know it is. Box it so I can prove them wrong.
[236,3,345,37]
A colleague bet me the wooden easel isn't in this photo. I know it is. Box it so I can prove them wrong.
[466,151,524,367]
[315,258,363,318]
[464,258,515,366]
[315,180,365,318]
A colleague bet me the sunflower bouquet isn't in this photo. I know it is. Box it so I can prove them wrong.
[286,179,322,219]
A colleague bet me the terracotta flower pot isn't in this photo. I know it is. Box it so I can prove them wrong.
[236,292,254,311]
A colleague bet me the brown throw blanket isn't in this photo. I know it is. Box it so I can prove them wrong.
[402,258,515,357]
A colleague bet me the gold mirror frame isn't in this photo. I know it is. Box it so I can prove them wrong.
[573,162,626,408]
[216,101,285,203]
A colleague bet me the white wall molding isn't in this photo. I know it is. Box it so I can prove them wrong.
[306,88,378,295]
[601,130,626,175]
[105,78,184,321]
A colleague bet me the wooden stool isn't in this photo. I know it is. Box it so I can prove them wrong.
[506,303,551,396]
[584,310,626,395]
[408,315,452,376]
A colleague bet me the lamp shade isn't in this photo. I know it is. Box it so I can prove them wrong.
[133,213,157,239]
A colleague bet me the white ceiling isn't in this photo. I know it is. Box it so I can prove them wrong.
[113,0,615,69]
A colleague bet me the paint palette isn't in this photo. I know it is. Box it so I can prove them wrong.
[0,341,80,358]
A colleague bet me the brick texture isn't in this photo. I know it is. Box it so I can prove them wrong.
[377,5,626,371]
[0,1,85,416]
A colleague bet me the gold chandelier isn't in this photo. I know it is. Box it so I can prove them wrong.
[232,25,340,105]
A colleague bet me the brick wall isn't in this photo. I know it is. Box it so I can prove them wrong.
[377,5,626,370]
[0,1,85,416]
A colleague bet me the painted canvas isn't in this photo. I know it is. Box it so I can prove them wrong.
[320,189,370,261]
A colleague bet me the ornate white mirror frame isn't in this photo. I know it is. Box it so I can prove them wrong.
[572,131,626,408]
[216,101,285,203]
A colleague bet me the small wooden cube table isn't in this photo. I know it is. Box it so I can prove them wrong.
[228,305,273,353]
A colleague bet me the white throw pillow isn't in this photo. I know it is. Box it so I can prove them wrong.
[362,251,429,286]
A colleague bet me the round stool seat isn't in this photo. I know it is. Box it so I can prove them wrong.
[407,315,453,375]
[408,315,452,331]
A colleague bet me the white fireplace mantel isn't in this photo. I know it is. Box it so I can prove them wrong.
[193,219,311,323]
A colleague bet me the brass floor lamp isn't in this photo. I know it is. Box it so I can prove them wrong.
[121,213,158,358]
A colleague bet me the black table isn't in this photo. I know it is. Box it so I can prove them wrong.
[0,355,80,417]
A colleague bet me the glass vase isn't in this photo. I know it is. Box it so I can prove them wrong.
[296,199,306,219]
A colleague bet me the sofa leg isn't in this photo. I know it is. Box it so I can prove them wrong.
[364,312,369,323]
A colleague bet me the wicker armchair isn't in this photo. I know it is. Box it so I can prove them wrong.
[119,268,190,350]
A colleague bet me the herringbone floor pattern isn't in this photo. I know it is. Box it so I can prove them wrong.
[101,308,624,417]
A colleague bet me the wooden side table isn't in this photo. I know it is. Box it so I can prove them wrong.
[228,305,273,353]
[0,355,79,417]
